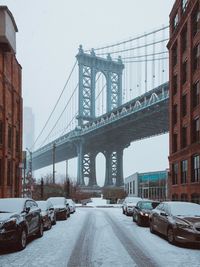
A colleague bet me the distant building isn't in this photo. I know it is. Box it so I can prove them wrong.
[125,170,168,201]
[168,0,200,203]
[23,107,34,150]
[0,6,22,197]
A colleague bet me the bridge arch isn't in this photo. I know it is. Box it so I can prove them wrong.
[95,71,107,117]
[95,152,106,187]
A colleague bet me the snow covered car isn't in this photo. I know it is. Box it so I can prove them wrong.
[149,201,200,245]
[48,197,70,220]
[0,198,43,250]
[122,197,142,216]
[66,199,76,213]
[36,200,56,229]
[133,200,160,226]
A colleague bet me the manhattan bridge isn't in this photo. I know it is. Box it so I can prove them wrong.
[31,25,169,188]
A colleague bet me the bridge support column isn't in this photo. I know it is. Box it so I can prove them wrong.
[77,142,85,186]
[104,150,113,186]
[116,147,124,187]
[88,152,97,187]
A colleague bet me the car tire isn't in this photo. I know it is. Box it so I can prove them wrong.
[167,227,176,245]
[63,212,67,220]
[137,216,142,226]
[37,223,44,238]
[150,221,155,234]
[47,219,52,230]
[17,229,27,250]
[122,209,125,215]
[52,216,56,225]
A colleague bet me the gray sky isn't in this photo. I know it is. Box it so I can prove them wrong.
[2,0,174,185]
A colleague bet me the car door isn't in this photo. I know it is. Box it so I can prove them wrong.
[30,200,40,231]
[156,204,169,235]
[24,200,34,234]
[152,203,164,233]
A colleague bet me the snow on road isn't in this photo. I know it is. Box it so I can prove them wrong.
[0,208,200,267]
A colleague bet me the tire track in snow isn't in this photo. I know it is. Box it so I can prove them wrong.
[67,211,95,267]
[104,211,158,267]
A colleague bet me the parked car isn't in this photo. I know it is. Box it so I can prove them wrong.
[133,200,160,226]
[122,197,142,216]
[0,198,43,250]
[66,199,76,214]
[47,197,70,220]
[36,200,56,229]
[149,201,200,245]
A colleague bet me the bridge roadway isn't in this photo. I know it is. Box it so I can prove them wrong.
[32,82,169,170]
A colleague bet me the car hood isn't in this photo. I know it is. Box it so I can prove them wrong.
[53,205,66,210]
[175,216,200,225]
[0,212,17,222]
[141,209,151,214]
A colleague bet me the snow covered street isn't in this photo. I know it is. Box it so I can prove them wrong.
[0,208,200,267]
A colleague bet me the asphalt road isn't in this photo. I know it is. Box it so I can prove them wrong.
[0,208,200,267]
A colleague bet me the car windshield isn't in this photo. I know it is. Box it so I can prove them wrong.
[48,198,65,205]
[126,197,142,204]
[170,202,200,216]
[140,202,159,210]
[0,199,24,213]
[36,201,47,211]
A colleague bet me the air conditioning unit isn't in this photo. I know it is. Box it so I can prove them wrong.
[0,6,18,53]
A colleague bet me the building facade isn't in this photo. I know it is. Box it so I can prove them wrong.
[0,6,22,197]
[168,0,200,203]
[124,170,168,201]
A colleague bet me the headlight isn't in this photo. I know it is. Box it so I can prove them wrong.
[140,212,148,216]
[176,222,192,229]
[3,218,17,230]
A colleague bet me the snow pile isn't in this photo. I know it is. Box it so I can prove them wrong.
[87,197,108,207]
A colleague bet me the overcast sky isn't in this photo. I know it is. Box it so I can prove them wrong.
[2,0,174,185]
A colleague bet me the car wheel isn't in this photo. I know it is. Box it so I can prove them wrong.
[63,212,67,220]
[150,221,155,234]
[47,219,52,230]
[17,229,27,250]
[67,212,70,218]
[37,223,44,238]
[167,227,176,244]
[137,216,142,226]
[122,209,125,215]
[52,216,56,225]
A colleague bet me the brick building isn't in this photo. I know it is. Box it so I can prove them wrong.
[0,6,22,197]
[168,0,200,203]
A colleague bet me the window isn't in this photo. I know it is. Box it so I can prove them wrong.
[181,126,187,148]
[181,160,187,184]
[181,193,188,201]
[173,104,177,125]
[7,160,12,186]
[173,133,178,153]
[172,163,178,185]
[182,61,187,84]
[8,126,12,150]
[182,0,188,12]
[0,159,2,186]
[172,75,178,95]
[132,181,135,195]
[192,155,200,183]
[172,43,177,66]
[172,194,178,201]
[193,44,200,71]
[0,121,2,145]
[173,13,179,30]
[192,5,200,36]
[129,182,132,194]
[16,130,19,153]
[182,94,187,116]
[192,81,200,108]
[192,117,200,143]
[181,26,187,52]
[191,193,200,204]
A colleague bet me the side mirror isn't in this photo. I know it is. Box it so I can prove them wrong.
[25,207,31,213]
[160,212,167,217]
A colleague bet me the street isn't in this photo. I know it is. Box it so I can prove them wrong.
[0,208,200,267]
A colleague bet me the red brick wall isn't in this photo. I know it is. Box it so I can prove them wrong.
[0,50,22,198]
[168,0,200,202]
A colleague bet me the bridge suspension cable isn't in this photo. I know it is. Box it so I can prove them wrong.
[31,60,78,150]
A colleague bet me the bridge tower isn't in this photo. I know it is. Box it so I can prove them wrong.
[76,46,125,187]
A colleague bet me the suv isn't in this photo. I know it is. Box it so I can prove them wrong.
[122,197,142,216]
[0,198,43,250]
